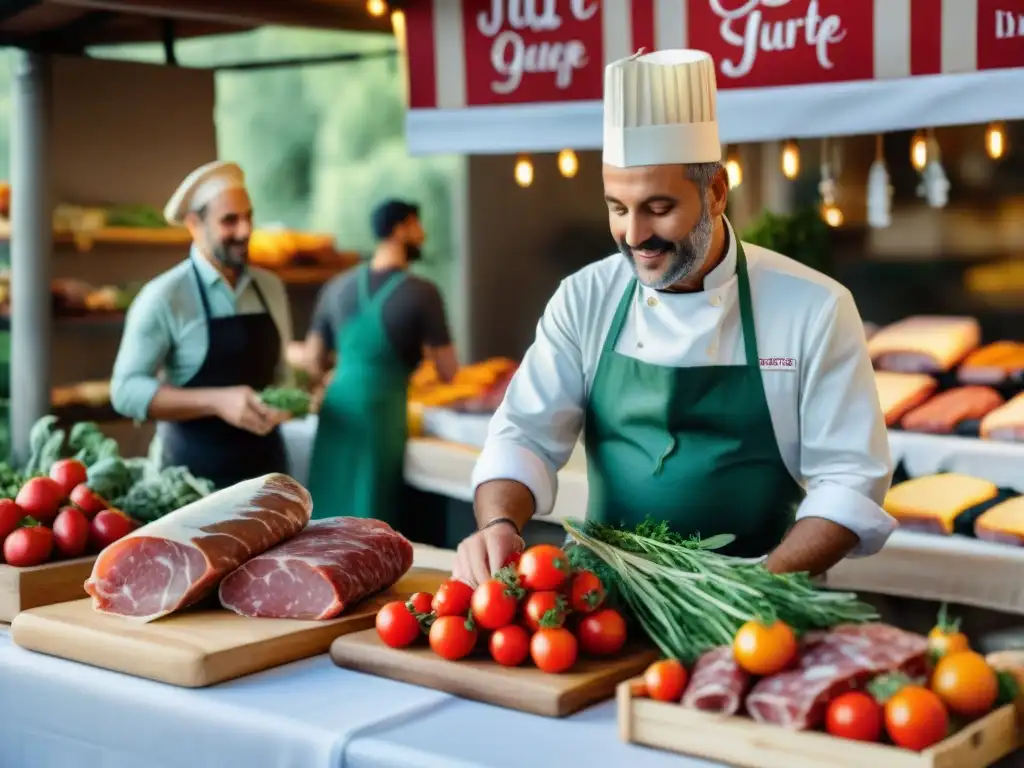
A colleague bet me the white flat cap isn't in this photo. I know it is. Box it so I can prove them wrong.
[603,49,721,168]
[163,160,247,225]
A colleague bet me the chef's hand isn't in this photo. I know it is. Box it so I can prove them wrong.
[452,522,524,587]
[215,386,285,435]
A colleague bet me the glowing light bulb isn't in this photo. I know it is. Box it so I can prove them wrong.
[910,131,928,172]
[514,157,534,188]
[725,153,743,189]
[781,140,800,180]
[557,149,578,179]
[366,0,388,18]
[985,122,1007,160]
[390,9,406,40]
[822,204,844,228]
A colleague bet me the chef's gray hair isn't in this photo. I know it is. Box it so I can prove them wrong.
[685,162,724,192]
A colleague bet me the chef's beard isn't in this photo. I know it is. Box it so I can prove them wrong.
[211,237,249,272]
[619,203,714,290]
[405,243,423,263]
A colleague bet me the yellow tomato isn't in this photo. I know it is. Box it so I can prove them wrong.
[927,626,970,658]
[931,651,998,718]
[733,620,797,676]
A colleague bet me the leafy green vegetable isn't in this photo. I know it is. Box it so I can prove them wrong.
[740,206,832,275]
[564,517,878,663]
[261,387,311,418]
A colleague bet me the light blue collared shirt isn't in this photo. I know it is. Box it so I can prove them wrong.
[110,247,293,421]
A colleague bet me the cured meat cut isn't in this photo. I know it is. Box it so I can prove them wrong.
[681,646,751,715]
[84,474,311,622]
[218,517,414,620]
[745,624,928,730]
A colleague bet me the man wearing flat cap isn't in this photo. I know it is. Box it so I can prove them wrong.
[453,50,896,585]
[305,199,457,524]
[111,160,294,489]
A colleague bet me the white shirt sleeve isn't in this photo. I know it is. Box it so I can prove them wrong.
[471,279,587,516]
[795,289,897,557]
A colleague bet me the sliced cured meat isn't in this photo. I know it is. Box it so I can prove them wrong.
[900,386,1004,434]
[84,474,311,622]
[680,646,751,715]
[218,517,414,620]
[868,316,980,373]
[873,372,937,426]
[745,623,928,730]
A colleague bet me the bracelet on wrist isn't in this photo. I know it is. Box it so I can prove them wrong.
[479,516,520,535]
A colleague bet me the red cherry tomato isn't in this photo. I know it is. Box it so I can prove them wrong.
[530,627,578,673]
[429,615,478,660]
[376,601,421,649]
[88,509,138,552]
[502,551,522,569]
[0,498,25,542]
[517,545,570,591]
[523,590,567,632]
[49,458,88,498]
[644,659,688,702]
[52,506,90,558]
[70,484,108,518]
[577,608,627,657]
[470,579,518,630]
[489,625,530,667]
[569,570,606,613]
[15,477,63,524]
[406,592,433,614]
[3,525,54,567]
[826,692,884,742]
[431,578,474,617]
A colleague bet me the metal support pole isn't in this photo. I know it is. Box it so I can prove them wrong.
[10,51,53,466]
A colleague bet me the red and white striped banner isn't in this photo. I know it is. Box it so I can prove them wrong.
[405,0,1024,111]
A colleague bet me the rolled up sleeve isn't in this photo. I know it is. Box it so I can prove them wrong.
[471,280,586,516]
[796,290,897,557]
[110,286,171,422]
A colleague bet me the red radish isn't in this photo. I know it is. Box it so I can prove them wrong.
[89,509,138,552]
[15,477,64,524]
[0,498,24,541]
[49,459,88,498]
[70,483,108,518]
[3,524,53,567]
[52,506,90,558]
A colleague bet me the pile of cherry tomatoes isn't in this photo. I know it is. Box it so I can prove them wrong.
[0,458,138,568]
[375,543,628,673]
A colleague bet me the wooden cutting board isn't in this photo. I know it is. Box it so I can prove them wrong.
[11,567,446,687]
[330,628,660,717]
[0,557,96,622]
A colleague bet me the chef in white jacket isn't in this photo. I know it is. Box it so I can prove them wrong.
[453,49,896,586]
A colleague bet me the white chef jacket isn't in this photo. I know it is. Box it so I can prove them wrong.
[472,218,896,557]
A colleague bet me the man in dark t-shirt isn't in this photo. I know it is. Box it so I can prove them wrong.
[304,201,458,387]
[304,200,457,526]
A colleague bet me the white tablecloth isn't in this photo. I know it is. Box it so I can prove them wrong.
[344,698,714,768]
[0,630,452,768]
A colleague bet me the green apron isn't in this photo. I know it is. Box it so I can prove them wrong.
[307,266,410,524]
[585,242,803,557]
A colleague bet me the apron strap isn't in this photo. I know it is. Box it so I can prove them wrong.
[604,278,637,353]
[247,271,272,313]
[734,241,760,370]
[357,264,372,309]
[371,270,407,310]
[189,258,213,320]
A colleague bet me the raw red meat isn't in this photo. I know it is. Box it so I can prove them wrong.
[745,623,928,730]
[681,646,752,715]
[218,517,414,620]
[84,474,311,622]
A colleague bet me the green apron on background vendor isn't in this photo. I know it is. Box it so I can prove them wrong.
[452,49,898,587]
[305,200,458,528]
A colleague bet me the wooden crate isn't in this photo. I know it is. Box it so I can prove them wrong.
[617,679,1021,768]
[0,557,95,622]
